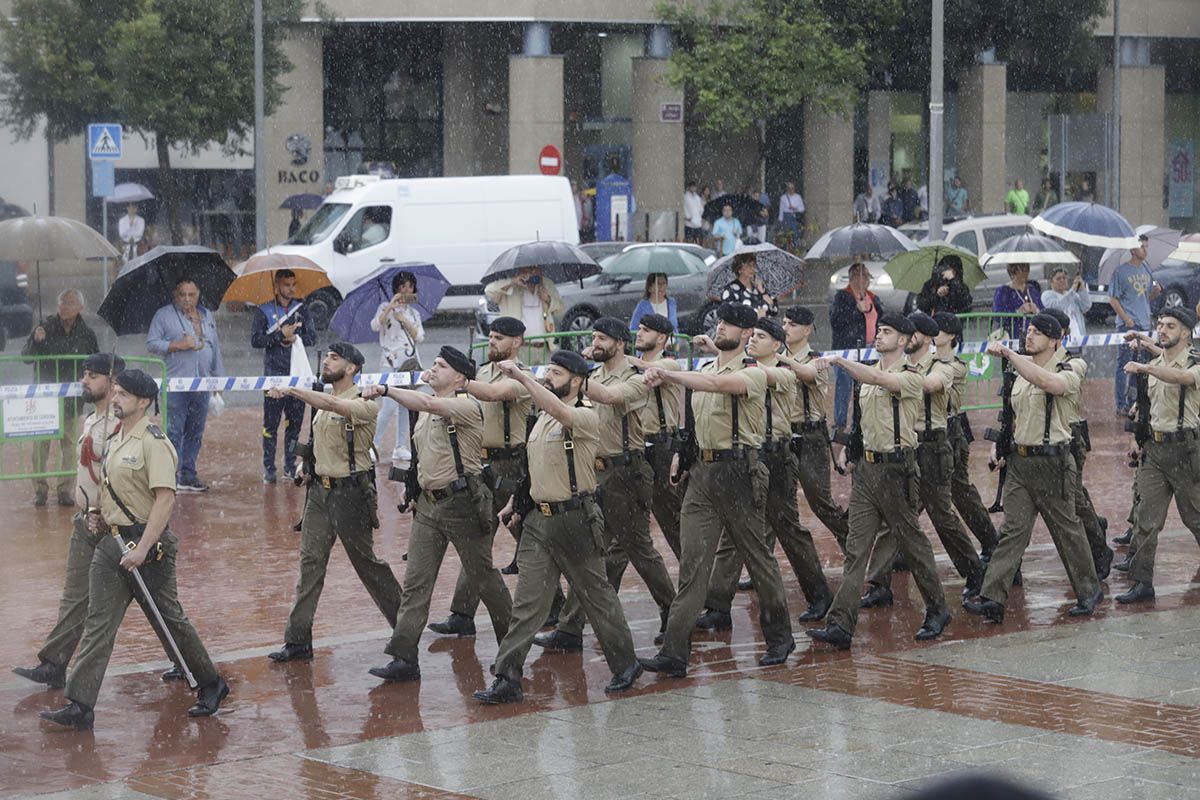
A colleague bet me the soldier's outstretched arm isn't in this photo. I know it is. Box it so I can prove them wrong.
[986,342,1070,395]
[502,364,579,428]
[816,354,903,392]
[645,366,748,395]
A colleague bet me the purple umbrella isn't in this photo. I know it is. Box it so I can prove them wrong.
[330,262,450,342]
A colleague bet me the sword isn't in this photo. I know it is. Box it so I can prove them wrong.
[81,488,198,689]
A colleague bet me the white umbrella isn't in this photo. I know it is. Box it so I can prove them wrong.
[1098,225,1180,283]
[804,223,918,260]
[980,233,1080,267]
[1167,234,1200,265]
[105,182,155,204]
[0,214,119,317]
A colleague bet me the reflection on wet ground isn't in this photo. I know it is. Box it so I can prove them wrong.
[1,380,1197,799]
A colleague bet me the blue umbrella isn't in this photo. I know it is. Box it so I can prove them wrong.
[1030,201,1138,250]
[330,262,450,342]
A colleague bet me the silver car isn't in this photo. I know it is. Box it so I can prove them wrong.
[476,242,721,337]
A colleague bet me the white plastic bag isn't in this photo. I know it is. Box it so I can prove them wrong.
[290,338,316,383]
[208,392,225,417]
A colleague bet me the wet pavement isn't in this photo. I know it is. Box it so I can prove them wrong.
[1,379,1198,799]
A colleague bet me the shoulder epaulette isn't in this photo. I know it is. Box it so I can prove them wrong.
[901,364,919,372]
[579,397,593,408]
[742,357,758,366]
[146,424,167,440]
[455,388,469,397]
[1056,361,1074,372]
[809,349,822,359]
[862,358,879,366]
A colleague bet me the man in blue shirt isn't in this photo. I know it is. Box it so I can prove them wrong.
[146,279,224,492]
[711,204,742,257]
[250,269,317,483]
[1108,235,1159,414]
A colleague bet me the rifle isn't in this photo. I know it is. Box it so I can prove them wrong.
[831,380,864,474]
[983,353,1017,512]
[389,408,421,513]
[290,379,324,531]
[671,388,697,481]
[1124,371,1151,468]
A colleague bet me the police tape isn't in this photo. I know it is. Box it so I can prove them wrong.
[0,331,1141,400]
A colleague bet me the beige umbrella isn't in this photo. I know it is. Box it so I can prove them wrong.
[0,215,119,317]
[224,252,331,305]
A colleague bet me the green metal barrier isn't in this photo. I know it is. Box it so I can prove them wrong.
[0,354,168,483]
[467,328,699,366]
[957,311,1025,412]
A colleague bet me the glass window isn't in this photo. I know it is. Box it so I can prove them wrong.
[335,206,393,253]
[951,230,978,254]
[288,203,350,245]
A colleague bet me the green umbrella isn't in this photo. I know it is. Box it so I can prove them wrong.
[603,245,705,278]
[884,243,984,294]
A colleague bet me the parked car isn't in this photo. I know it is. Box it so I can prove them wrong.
[828,214,1046,312]
[1150,257,1199,313]
[476,242,720,339]
[0,260,33,349]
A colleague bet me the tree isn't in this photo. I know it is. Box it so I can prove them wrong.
[658,0,871,169]
[0,0,304,242]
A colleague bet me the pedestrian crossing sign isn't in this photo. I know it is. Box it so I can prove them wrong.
[88,123,122,160]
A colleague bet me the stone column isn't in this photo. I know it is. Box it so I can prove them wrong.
[956,62,1007,216]
[866,91,892,194]
[802,102,853,238]
[262,24,324,246]
[631,57,684,240]
[1098,59,1167,225]
[508,23,563,176]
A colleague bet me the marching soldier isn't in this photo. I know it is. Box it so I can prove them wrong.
[779,306,848,551]
[964,313,1103,622]
[1114,307,1200,603]
[267,343,403,663]
[1040,306,1114,579]
[806,313,953,650]
[859,312,984,608]
[15,355,132,689]
[699,317,833,627]
[638,303,795,677]
[627,313,685,558]
[535,318,676,652]
[473,351,642,703]
[363,346,513,681]
[427,317,536,637]
[933,312,1000,561]
[40,369,227,729]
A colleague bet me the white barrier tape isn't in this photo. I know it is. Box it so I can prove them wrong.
[0,332,1144,400]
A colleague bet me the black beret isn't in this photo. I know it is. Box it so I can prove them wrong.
[1158,306,1198,330]
[549,349,590,376]
[638,313,674,335]
[1029,313,1063,340]
[932,312,962,336]
[82,353,125,376]
[328,341,365,368]
[592,316,630,342]
[114,369,160,399]
[754,317,786,342]
[489,316,525,337]
[877,311,916,336]
[717,302,757,329]
[907,311,940,337]
[438,345,477,379]
[784,306,815,326]
[1041,307,1071,334]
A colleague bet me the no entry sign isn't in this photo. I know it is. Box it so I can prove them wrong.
[539,145,562,175]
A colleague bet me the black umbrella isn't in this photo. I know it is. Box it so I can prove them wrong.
[98,245,235,334]
[0,202,29,222]
[483,240,601,284]
[702,194,767,228]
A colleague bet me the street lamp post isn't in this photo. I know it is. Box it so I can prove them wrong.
[928,0,944,243]
[253,0,266,251]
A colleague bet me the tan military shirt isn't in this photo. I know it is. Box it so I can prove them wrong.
[527,405,599,502]
[100,415,178,525]
[591,358,650,457]
[475,360,533,449]
[414,393,483,490]
[946,356,969,414]
[786,344,828,423]
[758,356,798,441]
[1147,348,1200,432]
[314,386,379,478]
[1011,349,1081,446]
[637,354,682,437]
[76,405,119,509]
[859,358,924,451]
[1062,352,1089,424]
[910,351,955,432]
[692,356,768,449]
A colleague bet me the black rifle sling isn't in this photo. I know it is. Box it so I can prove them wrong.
[446,420,466,479]
[1043,392,1054,446]
[564,424,578,495]
[731,393,740,446]
[621,411,630,456]
[764,388,774,442]
[345,421,357,472]
[892,394,902,449]
[1179,366,1190,431]
[654,386,667,431]
[923,361,935,433]
[502,399,511,446]
[101,460,141,525]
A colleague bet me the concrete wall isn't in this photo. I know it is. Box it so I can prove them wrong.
[507,56,564,175]
[1098,65,1168,226]
[802,103,853,236]
[1005,91,1050,193]
[0,120,50,217]
[1095,0,1200,38]
[631,57,684,240]
[957,64,1007,215]
[442,24,509,176]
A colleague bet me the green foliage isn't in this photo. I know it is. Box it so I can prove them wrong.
[659,0,869,133]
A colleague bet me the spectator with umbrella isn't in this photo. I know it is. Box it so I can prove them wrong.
[991,263,1043,340]
[914,254,974,315]
[251,269,317,483]
[720,252,777,318]
[22,288,99,507]
[630,273,678,332]
[485,266,563,340]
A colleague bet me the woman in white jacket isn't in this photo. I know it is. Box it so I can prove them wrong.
[1040,267,1090,340]
[371,271,425,465]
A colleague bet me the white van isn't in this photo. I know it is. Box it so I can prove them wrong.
[260,174,578,326]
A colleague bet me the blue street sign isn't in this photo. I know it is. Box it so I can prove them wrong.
[87,123,122,160]
[91,160,115,198]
